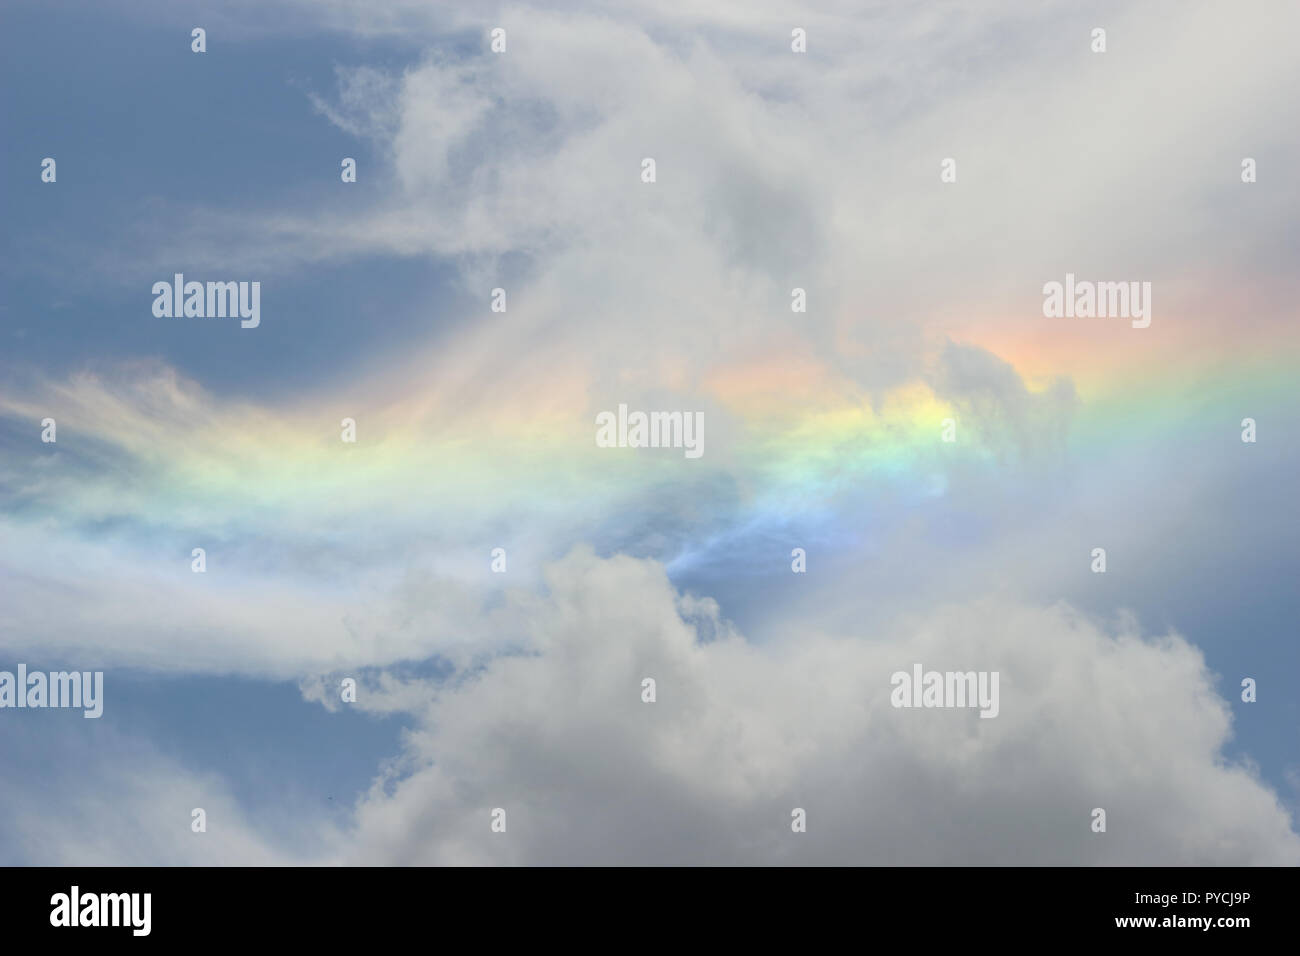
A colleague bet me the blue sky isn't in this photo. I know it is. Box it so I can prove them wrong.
[1,0,1297,865]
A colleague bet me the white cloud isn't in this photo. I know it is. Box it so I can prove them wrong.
[333,548,1299,864]
[82,0,1298,404]
[4,545,1294,865]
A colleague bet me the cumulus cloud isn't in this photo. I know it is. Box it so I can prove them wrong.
[7,548,1293,864]
[330,548,1299,865]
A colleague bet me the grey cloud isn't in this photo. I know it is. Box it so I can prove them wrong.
[337,548,1299,865]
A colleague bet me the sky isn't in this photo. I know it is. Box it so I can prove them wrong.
[0,0,1297,864]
